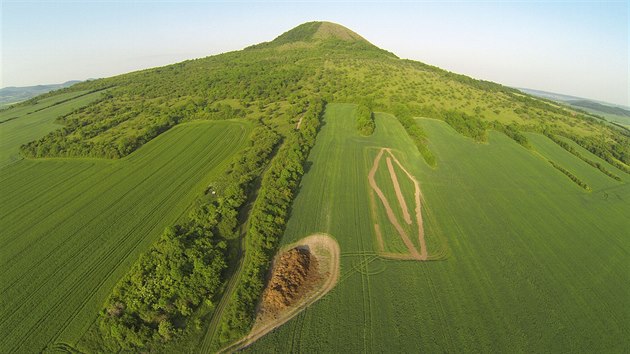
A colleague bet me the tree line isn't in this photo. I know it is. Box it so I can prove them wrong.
[548,160,591,191]
[216,98,324,345]
[356,104,375,136]
[491,122,531,149]
[14,32,628,175]
[559,133,630,175]
[544,131,622,181]
[96,126,281,351]
[391,103,436,167]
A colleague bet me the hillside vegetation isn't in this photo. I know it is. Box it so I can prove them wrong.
[0,80,80,106]
[2,21,629,353]
[11,21,627,169]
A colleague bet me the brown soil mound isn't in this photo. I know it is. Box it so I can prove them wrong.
[220,234,340,353]
[261,248,320,317]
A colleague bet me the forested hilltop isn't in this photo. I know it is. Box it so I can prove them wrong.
[9,21,629,352]
[16,21,628,168]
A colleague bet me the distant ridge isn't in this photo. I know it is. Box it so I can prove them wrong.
[518,87,630,111]
[0,80,81,106]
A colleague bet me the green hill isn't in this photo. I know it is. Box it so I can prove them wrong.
[267,21,371,45]
[1,21,628,353]
[0,80,81,106]
[14,22,628,169]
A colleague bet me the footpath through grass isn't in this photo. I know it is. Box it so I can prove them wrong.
[0,120,251,353]
[246,104,629,352]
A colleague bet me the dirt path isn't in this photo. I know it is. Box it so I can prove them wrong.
[368,147,428,261]
[386,156,412,224]
[386,149,427,260]
[221,234,340,353]
[198,232,247,353]
[374,224,385,252]
[368,149,421,259]
[295,114,305,129]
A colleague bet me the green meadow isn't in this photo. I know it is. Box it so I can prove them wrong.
[247,103,629,353]
[0,108,251,352]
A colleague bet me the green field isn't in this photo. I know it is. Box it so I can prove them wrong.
[2,21,629,353]
[246,103,629,352]
[0,118,251,352]
[0,90,105,167]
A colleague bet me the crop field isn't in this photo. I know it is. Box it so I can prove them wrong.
[246,103,629,352]
[527,133,628,190]
[0,90,105,167]
[0,120,251,353]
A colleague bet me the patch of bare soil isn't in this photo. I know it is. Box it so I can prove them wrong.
[221,234,340,353]
[368,149,421,259]
[386,156,412,225]
[295,114,305,129]
[387,149,427,260]
[387,149,428,260]
[368,147,428,261]
[259,248,320,318]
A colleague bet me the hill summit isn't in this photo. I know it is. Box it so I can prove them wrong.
[269,21,370,45]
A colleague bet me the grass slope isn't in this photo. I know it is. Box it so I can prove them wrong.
[0,120,251,353]
[246,104,629,352]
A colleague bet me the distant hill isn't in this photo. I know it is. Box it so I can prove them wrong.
[518,87,630,128]
[518,87,630,114]
[517,88,585,102]
[0,80,81,106]
[568,99,630,117]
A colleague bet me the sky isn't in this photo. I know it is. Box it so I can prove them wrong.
[1,1,628,106]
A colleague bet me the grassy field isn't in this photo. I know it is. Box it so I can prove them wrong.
[0,120,251,353]
[0,90,105,167]
[246,103,629,352]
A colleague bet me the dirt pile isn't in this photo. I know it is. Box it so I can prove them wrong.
[261,247,320,315]
[221,234,340,353]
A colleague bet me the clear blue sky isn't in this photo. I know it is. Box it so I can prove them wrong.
[1,1,628,106]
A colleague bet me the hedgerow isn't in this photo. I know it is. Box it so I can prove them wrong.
[356,104,375,136]
[217,98,324,345]
[557,133,630,175]
[548,160,591,191]
[391,103,436,167]
[492,122,532,149]
[544,131,622,181]
[443,110,488,142]
[98,127,280,350]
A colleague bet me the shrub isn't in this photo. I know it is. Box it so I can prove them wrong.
[391,103,436,167]
[356,104,375,136]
